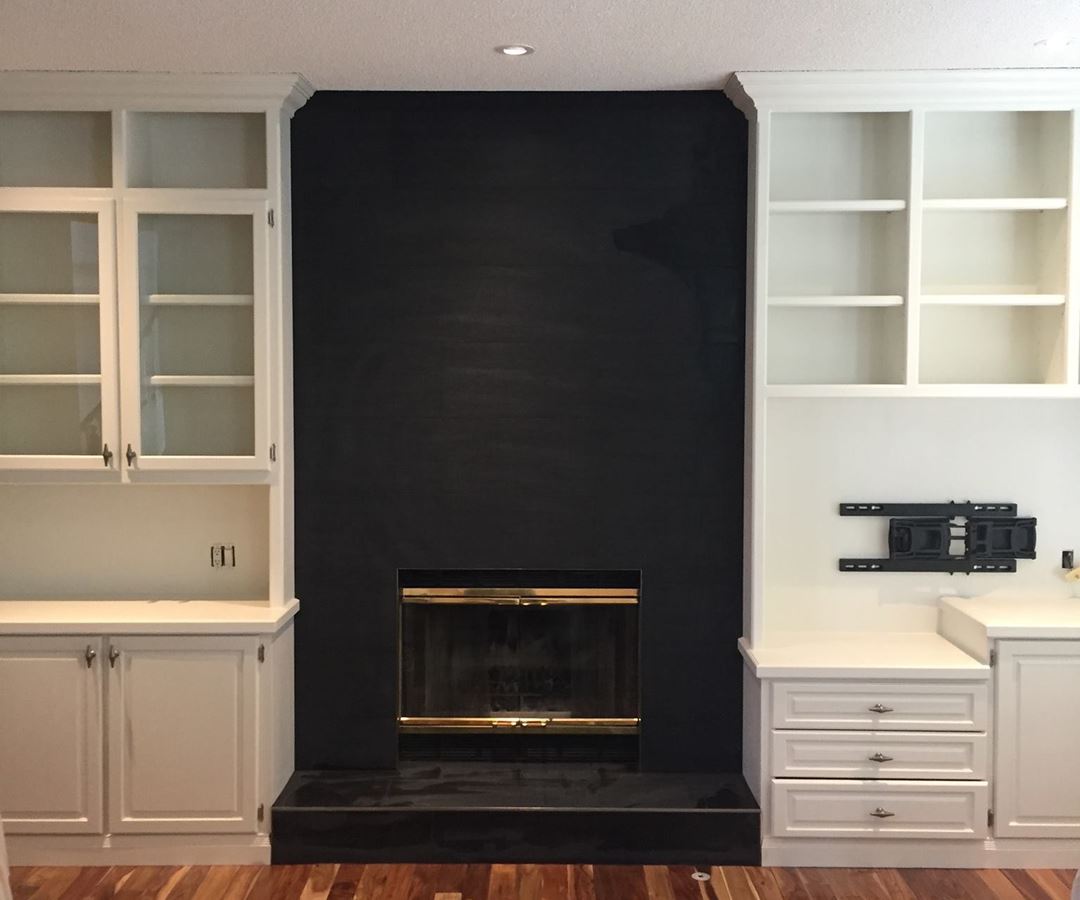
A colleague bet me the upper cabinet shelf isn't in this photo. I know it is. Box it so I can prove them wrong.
[0,112,112,188]
[769,112,909,202]
[729,70,1080,394]
[923,111,1070,200]
[126,112,267,190]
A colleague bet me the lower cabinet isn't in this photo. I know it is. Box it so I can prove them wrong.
[994,639,1080,839]
[0,637,104,834]
[0,633,261,837]
[108,636,258,834]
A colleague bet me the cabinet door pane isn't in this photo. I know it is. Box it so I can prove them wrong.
[0,211,109,459]
[136,213,257,457]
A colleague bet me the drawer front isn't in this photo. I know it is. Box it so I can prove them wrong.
[772,681,988,731]
[771,779,988,839]
[771,730,987,779]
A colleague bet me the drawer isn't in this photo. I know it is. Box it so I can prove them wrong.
[771,680,988,731]
[771,778,988,839]
[771,730,988,779]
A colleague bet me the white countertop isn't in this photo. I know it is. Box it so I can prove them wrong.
[0,597,299,635]
[738,631,988,680]
[940,595,1080,640]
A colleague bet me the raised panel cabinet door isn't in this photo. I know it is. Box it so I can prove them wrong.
[107,636,258,833]
[117,197,271,473]
[0,637,104,833]
[994,639,1080,838]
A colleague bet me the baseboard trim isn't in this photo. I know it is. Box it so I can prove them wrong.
[7,833,271,866]
[762,836,1080,868]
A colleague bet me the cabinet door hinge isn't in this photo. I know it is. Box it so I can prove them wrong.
[268,209,275,228]
[989,648,997,668]
[258,803,265,823]
[258,644,265,663]
[270,443,277,463]
[988,809,994,827]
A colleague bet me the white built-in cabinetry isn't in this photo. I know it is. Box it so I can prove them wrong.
[0,73,310,865]
[730,71,1080,869]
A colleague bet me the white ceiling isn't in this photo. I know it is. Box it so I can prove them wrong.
[1,0,1079,91]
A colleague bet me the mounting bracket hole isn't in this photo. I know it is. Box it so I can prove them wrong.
[691,870,711,882]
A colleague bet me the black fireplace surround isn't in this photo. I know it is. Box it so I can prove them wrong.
[280,90,755,863]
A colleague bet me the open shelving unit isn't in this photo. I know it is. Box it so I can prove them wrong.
[757,99,1078,393]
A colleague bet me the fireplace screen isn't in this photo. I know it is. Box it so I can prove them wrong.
[399,574,640,734]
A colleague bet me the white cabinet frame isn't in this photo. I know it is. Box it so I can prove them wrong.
[118,196,271,472]
[0,196,120,473]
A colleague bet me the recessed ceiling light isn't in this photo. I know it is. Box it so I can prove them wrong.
[496,45,535,56]
[1035,33,1072,50]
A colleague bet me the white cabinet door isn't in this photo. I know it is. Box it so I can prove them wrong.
[118,196,271,473]
[107,635,258,833]
[0,637,104,833]
[995,639,1080,838]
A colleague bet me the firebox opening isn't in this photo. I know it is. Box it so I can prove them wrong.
[398,569,641,763]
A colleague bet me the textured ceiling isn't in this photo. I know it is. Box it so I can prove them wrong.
[1,0,1079,91]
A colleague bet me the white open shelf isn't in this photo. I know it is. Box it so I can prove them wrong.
[148,375,255,387]
[924,111,1070,200]
[767,305,905,386]
[0,293,100,306]
[769,295,903,308]
[769,200,907,213]
[769,112,909,202]
[147,293,254,307]
[920,305,1065,385]
[126,112,267,189]
[0,111,112,188]
[769,211,907,297]
[0,374,102,386]
[921,209,1066,297]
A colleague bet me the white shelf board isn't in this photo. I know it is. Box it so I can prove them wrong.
[769,295,903,308]
[766,383,1080,399]
[920,294,1065,307]
[770,200,907,213]
[0,293,99,305]
[923,198,1068,211]
[147,375,255,388]
[0,597,299,635]
[0,374,101,386]
[146,293,254,307]
[738,632,988,680]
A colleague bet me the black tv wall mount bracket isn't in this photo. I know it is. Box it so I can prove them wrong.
[838,501,1036,574]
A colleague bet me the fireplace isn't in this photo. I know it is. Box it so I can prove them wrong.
[399,570,640,757]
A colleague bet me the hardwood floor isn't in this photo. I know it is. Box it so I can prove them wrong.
[8,864,1079,900]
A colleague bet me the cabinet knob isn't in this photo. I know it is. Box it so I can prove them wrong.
[870,807,896,819]
[868,752,894,763]
[108,647,120,668]
[868,703,895,714]
[125,444,137,467]
[85,645,97,668]
[102,444,113,468]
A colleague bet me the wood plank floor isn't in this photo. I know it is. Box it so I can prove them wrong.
[8,864,1079,900]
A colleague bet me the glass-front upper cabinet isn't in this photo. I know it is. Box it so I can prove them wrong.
[119,198,269,471]
[0,199,119,470]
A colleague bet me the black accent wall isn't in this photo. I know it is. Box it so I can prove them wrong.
[291,92,747,772]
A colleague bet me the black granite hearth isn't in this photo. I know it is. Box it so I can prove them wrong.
[271,763,761,865]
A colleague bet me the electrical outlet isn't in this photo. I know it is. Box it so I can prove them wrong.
[211,545,236,568]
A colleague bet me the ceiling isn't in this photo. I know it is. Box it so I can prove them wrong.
[1,0,1078,91]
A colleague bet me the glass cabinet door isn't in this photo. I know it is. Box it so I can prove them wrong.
[120,199,268,470]
[0,201,118,469]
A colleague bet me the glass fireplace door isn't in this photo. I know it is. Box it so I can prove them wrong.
[400,584,640,734]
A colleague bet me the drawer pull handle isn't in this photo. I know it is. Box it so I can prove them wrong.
[870,807,896,819]
[868,703,894,714]
[868,752,894,763]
